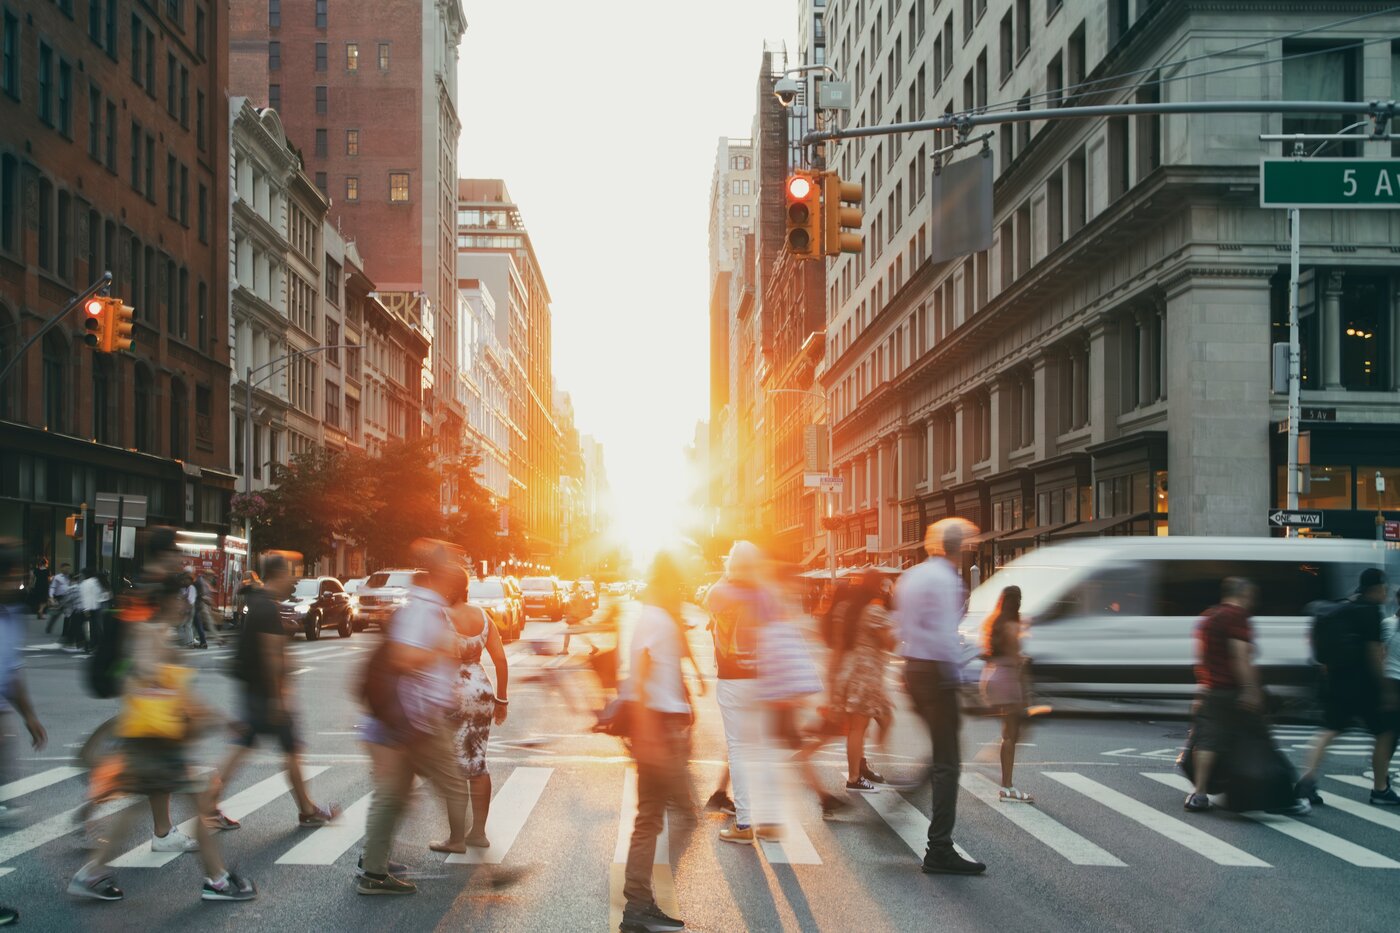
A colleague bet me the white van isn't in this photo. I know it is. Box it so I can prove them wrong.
[956,537,1398,706]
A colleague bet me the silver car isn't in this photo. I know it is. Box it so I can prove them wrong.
[355,569,421,631]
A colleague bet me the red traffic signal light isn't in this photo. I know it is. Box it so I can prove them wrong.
[83,298,106,349]
[785,171,821,257]
[787,175,814,201]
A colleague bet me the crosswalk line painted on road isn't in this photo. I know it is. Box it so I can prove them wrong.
[446,767,552,865]
[861,788,977,864]
[290,645,350,661]
[959,773,1124,867]
[613,769,668,863]
[1325,776,1400,833]
[0,767,84,803]
[609,769,680,932]
[112,768,328,868]
[1143,773,1400,869]
[0,797,144,864]
[276,792,371,865]
[1044,772,1268,867]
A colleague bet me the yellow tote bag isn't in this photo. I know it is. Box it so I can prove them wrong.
[116,664,193,740]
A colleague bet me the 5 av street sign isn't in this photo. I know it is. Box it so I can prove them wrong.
[1269,509,1323,528]
[1260,158,1400,209]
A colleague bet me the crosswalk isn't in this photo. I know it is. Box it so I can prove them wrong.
[1,758,1398,895]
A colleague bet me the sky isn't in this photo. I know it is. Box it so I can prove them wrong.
[456,0,797,563]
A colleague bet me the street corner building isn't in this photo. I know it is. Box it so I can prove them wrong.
[711,0,1400,575]
[0,0,235,569]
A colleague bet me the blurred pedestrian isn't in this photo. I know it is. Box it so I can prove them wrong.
[0,539,48,926]
[834,573,896,793]
[28,557,50,619]
[1377,608,1400,799]
[208,553,339,832]
[1298,568,1397,806]
[705,541,773,844]
[981,585,1033,803]
[69,526,255,904]
[357,545,470,894]
[432,567,510,853]
[47,562,72,641]
[894,518,985,875]
[620,552,696,933]
[76,568,109,654]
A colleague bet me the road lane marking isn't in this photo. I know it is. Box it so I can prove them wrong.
[755,766,821,865]
[277,793,371,865]
[289,646,347,661]
[1044,772,1268,867]
[613,769,667,863]
[1144,772,1400,868]
[610,769,680,931]
[860,788,977,864]
[0,797,143,864]
[112,768,328,868]
[445,767,553,865]
[1326,776,1400,832]
[959,773,1124,866]
[0,767,84,803]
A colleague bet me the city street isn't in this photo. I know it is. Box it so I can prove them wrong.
[1,602,1393,933]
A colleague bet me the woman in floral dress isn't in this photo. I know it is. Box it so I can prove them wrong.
[834,574,897,793]
[431,568,509,853]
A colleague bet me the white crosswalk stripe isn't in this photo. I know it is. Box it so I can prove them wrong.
[0,796,144,864]
[1045,772,1270,867]
[959,773,1125,866]
[112,768,328,868]
[1143,772,1400,868]
[0,766,84,803]
[445,767,553,864]
[276,792,372,866]
[614,768,667,863]
[860,787,977,864]
[1325,775,1400,832]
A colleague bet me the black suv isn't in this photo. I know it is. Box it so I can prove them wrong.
[280,576,353,639]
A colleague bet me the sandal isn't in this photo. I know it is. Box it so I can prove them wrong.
[998,787,1034,804]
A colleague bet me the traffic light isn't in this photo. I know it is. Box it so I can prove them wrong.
[823,172,864,256]
[83,297,105,349]
[785,171,822,259]
[108,299,135,353]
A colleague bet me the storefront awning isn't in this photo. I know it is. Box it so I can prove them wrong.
[963,528,1011,547]
[1000,521,1080,546]
[1049,512,1152,540]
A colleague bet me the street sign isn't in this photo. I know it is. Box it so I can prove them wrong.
[1260,158,1400,209]
[1268,509,1323,528]
[1385,520,1399,542]
[1301,406,1336,422]
[804,473,845,492]
[94,492,148,527]
[865,534,880,553]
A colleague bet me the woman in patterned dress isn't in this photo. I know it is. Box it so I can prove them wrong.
[432,568,509,852]
[835,574,897,793]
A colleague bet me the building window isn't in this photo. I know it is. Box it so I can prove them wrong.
[56,189,70,279]
[346,42,358,71]
[88,86,102,158]
[166,152,177,218]
[195,5,205,57]
[144,133,154,201]
[197,280,207,347]
[325,258,341,306]
[326,319,340,362]
[315,85,327,114]
[36,179,52,270]
[58,59,72,135]
[1339,274,1390,390]
[315,0,326,29]
[315,128,327,156]
[130,15,142,84]
[377,42,389,70]
[389,172,409,202]
[196,89,206,149]
[42,332,67,432]
[2,156,18,253]
[346,128,358,155]
[268,0,280,28]
[38,42,54,125]
[166,53,176,117]
[268,40,280,70]
[1283,42,1360,157]
[324,380,340,427]
[345,175,359,201]
[315,41,327,71]
[179,163,188,225]
[104,100,116,170]
[314,172,327,195]
[2,11,18,100]
[170,379,187,459]
[268,83,281,111]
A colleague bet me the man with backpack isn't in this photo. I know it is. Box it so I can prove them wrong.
[1298,568,1398,806]
[205,553,339,832]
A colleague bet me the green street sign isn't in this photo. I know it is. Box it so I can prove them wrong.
[1260,158,1400,209]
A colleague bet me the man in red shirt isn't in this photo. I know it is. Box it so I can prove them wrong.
[1186,577,1264,812]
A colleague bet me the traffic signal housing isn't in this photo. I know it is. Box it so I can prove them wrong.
[108,299,135,353]
[83,297,105,349]
[81,297,135,353]
[823,172,864,256]
[785,171,822,259]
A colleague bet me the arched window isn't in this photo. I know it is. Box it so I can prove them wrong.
[41,331,68,432]
[91,355,114,444]
[169,377,187,459]
[134,365,153,453]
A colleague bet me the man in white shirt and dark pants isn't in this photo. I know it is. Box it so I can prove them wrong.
[893,518,986,876]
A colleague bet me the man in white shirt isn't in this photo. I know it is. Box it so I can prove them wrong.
[893,518,985,876]
[75,570,108,653]
[46,563,72,638]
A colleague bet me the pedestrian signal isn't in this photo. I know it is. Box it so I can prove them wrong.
[785,172,822,259]
[823,173,864,256]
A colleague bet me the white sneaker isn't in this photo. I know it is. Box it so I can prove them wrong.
[151,828,199,852]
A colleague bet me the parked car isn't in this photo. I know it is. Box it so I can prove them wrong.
[469,577,523,641]
[344,577,369,631]
[956,536,1397,710]
[280,576,353,640]
[520,576,564,620]
[355,569,421,630]
[578,580,599,612]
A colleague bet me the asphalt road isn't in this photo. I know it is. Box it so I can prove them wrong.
[1,600,1395,933]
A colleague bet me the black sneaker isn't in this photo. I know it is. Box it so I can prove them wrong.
[1184,793,1210,813]
[356,872,417,895]
[202,872,257,902]
[1370,783,1400,807]
[0,905,15,925]
[620,901,685,932]
[860,759,885,784]
[355,856,409,878]
[1295,777,1324,806]
[704,790,735,816]
[921,849,987,876]
[68,869,124,901]
[845,777,878,794]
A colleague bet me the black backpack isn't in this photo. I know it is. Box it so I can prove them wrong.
[1308,597,1356,666]
[85,607,125,699]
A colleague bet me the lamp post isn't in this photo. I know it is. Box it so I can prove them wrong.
[766,386,836,588]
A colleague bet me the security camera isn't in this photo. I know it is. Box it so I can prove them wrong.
[774,77,802,108]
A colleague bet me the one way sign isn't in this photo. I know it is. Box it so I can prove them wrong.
[1269,510,1323,528]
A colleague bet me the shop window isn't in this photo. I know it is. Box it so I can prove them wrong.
[1276,465,1352,510]
[1339,275,1389,390]
[1283,42,1359,157]
[1357,467,1400,511]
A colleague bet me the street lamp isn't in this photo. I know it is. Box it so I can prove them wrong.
[766,386,836,588]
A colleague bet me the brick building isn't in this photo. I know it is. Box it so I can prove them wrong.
[0,0,232,570]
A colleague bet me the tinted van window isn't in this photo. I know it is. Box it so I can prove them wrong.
[1039,562,1152,623]
[1153,560,1343,617]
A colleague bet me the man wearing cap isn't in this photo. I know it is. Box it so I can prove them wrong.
[893,518,985,875]
[1296,567,1398,806]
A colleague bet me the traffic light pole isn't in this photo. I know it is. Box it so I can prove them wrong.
[0,271,112,383]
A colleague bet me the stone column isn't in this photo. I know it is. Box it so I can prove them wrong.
[953,399,968,486]
[1089,316,1121,445]
[988,381,1008,473]
[1322,272,1343,389]
[1032,350,1059,461]
[925,416,940,491]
